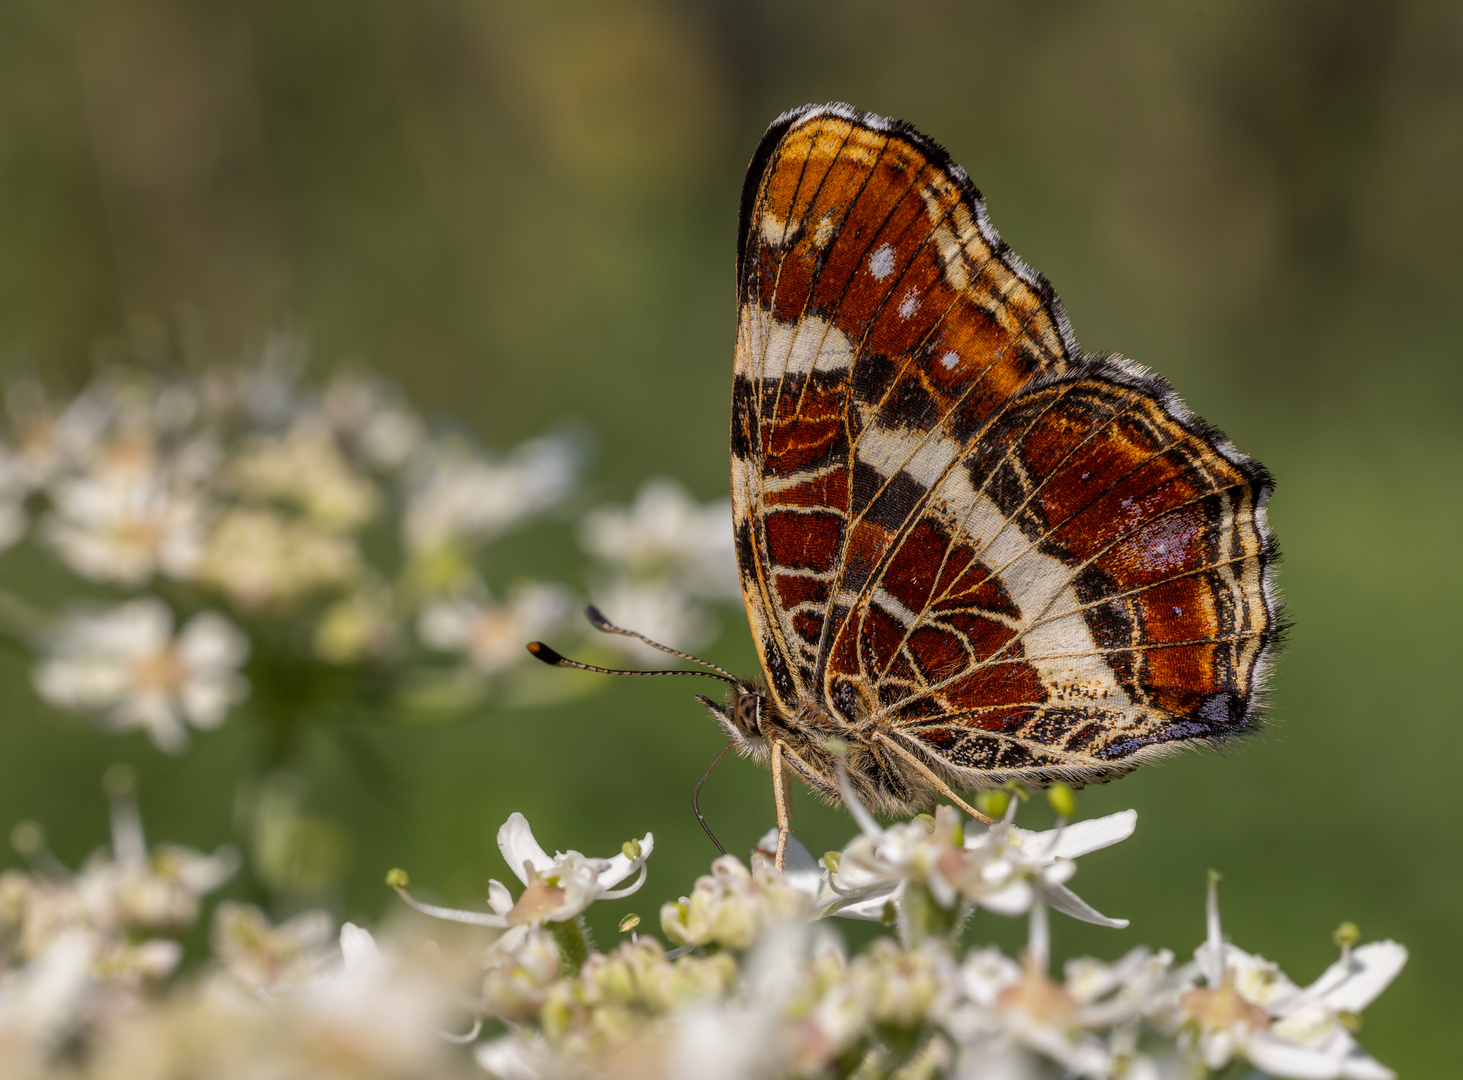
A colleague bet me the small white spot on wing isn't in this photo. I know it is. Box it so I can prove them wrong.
[814,214,836,249]
[869,243,895,280]
[940,351,960,371]
[898,289,921,319]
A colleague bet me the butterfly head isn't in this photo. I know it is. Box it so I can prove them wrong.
[695,688,767,741]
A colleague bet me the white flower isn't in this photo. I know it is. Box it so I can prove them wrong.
[320,374,424,468]
[76,840,239,935]
[476,1030,553,1079]
[210,902,337,993]
[0,449,29,553]
[580,478,739,601]
[480,924,562,1020]
[660,855,814,950]
[418,583,571,675]
[1180,878,1407,1079]
[586,576,714,658]
[494,812,653,924]
[228,425,381,532]
[404,434,577,553]
[946,936,1114,1079]
[42,471,207,585]
[196,506,361,610]
[3,377,111,487]
[819,771,1134,929]
[34,598,250,752]
[391,812,653,932]
[285,923,464,1075]
[0,930,94,1066]
[957,811,1135,927]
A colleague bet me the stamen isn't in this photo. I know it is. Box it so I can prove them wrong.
[386,869,509,928]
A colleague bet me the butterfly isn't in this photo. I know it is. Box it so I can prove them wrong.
[531,103,1280,869]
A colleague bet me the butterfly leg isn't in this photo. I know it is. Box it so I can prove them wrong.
[770,739,794,872]
[872,733,997,826]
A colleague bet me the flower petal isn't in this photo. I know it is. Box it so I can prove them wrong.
[595,831,654,889]
[497,813,554,885]
[487,879,514,917]
[1306,942,1408,1013]
[338,922,380,975]
[1034,810,1137,860]
[1244,1027,1386,1080]
[1039,881,1128,929]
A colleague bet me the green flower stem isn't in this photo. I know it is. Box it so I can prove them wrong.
[547,915,593,975]
[900,883,957,946]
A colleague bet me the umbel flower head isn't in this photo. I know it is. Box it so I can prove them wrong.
[32,598,249,753]
[0,788,1407,1080]
[389,812,653,930]
[1176,873,1407,1080]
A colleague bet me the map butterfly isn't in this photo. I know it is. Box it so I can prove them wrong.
[531,104,1280,867]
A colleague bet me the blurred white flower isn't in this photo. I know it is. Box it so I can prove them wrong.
[0,930,94,1070]
[1180,879,1406,1080]
[314,580,403,664]
[580,478,739,601]
[476,1030,554,1079]
[33,598,250,752]
[321,374,424,468]
[270,922,471,1078]
[229,425,381,532]
[197,506,361,611]
[3,378,111,487]
[950,945,1119,1078]
[0,449,30,553]
[210,902,337,994]
[42,471,207,585]
[480,923,563,1021]
[418,583,571,675]
[404,434,577,553]
[587,577,714,659]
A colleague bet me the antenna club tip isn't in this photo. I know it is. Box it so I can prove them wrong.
[526,641,564,666]
[584,605,613,631]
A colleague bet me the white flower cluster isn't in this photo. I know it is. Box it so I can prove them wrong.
[580,477,741,660]
[0,778,1405,1080]
[385,786,1405,1080]
[0,360,741,750]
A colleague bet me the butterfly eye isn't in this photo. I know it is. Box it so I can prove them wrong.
[732,693,762,737]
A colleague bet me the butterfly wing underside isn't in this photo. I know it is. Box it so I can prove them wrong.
[731,103,1279,788]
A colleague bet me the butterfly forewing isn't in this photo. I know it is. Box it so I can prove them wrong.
[732,103,1278,792]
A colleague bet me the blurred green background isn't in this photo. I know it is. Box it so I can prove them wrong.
[2,0,1460,1074]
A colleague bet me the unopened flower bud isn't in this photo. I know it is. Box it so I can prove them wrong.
[1047,783,1076,818]
[10,821,43,857]
[975,790,1009,819]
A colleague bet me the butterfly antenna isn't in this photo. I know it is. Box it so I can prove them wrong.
[582,605,742,683]
[693,743,733,856]
[525,640,738,686]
